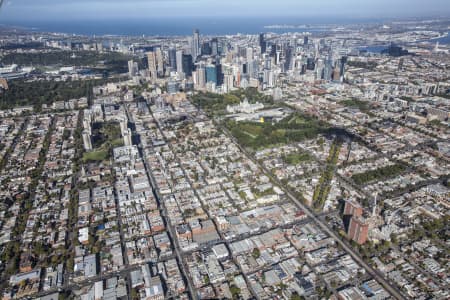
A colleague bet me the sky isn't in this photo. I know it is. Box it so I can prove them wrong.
[0,0,450,21]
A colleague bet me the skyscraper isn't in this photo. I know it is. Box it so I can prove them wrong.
[182,54,193,77]
[215,62,224,85]
[176,50,184,74]
[187,36,193,55]
[284,46,294,71]
[275,50,281,66]
[128,60,138,78]
[270,44,277,58]
[147,51,157,82]
[306,57,315,70]
[339,56,347,79]
[259,33,266,54]
[195,66,206,89]
[168,48,177,70]
[201,42,212,56]
[223,74,233,92]
[205,65,218,85]
[155,47,164,77]
[211,38,218,56]
[264,56,271,70]
[316,58,324,79]
[246,47,254,62]
[247,60,258,79]
[192,29,200,60]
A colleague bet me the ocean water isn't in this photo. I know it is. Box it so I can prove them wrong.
[432,32,450,44]
[0,16,383,36]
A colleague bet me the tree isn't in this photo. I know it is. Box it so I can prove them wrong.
[291,292,305,300]
[19,279,28,289]
[229,285,241,299]
[130,288,139,300]
[252,248,261,259]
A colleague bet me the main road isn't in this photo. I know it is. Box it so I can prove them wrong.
[124,102,199,300]
[218,123,406,300]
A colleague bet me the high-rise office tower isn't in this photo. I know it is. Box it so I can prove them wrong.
[211,38,218,56]
[187,36,193,55]
[241,63,247,75]
[176,50,184,74]
[215,62,224,86]
[304,36,309,46]
[128,60,134,77]
[201,42,212,56]
[340,56,347,78]
[128,60,138,78]
[246,47,254,62]
[205,65,218,85]
[248,60,258,79]
[238,46,247,58]
[263,69,270,85]
[168,48,177,70]
[192,29,200,60]
[300,64,307,75]
[224,73,234,92]
[270,44,277,58]
[268,70,275,88]
[284,46,294,71]
[192,70,197,86]
[275,51,281,66]
[155,48,164,77]
[259,33,266,54]
[182,54,193,77]
[147,51,157,82]
[264,56,271,70]
[323,64,332,81]
[316,58,324,79]
[306,57,315,70]
[195,66,206,89]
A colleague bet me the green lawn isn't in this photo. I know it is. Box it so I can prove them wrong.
[340,99,370,112]
[288,115,308,125]
[2,50,134,69]
[0,77,120,110]
[82,150,109,162]
[351,164,407,185]
[282,152,313,165]
[83,121,124,162]
[111,138,124,147]
[226,113,329,150]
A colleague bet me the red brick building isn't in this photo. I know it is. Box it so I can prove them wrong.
[348,216,369,245]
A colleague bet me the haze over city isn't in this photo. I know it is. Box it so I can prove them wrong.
[1,0,450,20]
